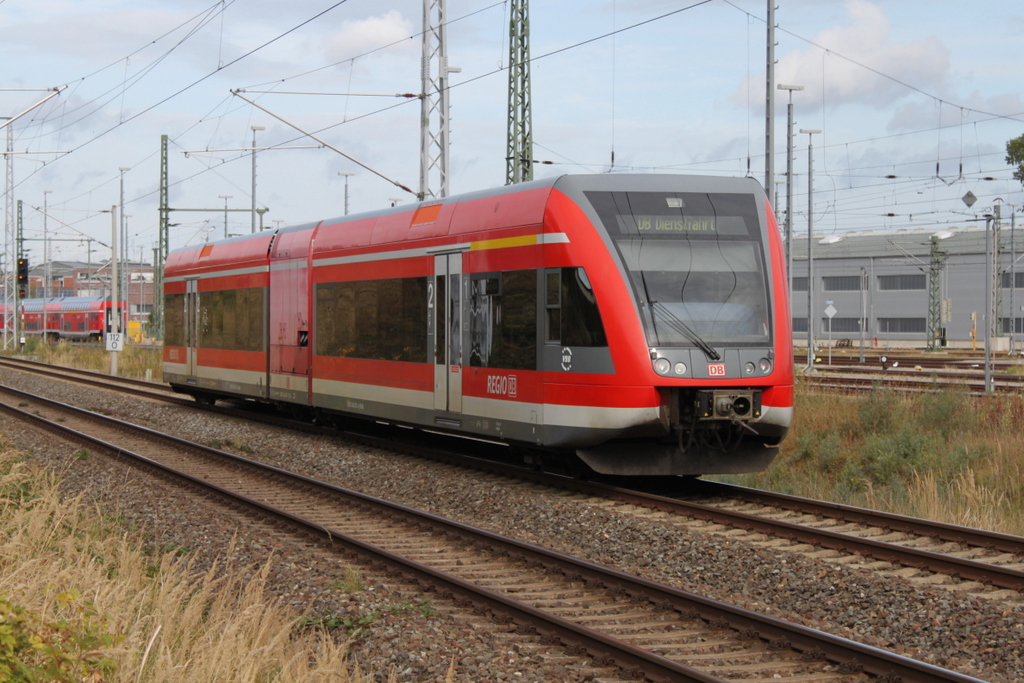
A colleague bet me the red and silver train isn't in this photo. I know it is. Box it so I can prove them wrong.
[163,174,793,476]
[1,297,126,342]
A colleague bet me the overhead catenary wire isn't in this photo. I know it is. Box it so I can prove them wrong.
[5,0,1020,263]
[8,0,353,192]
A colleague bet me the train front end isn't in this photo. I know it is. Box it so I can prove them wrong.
[549,175,793,476]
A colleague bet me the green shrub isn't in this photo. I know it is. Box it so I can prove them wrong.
[0,592,121,683]
[859,433,912,481]
[857,385,899,433]
[918,387,974,440]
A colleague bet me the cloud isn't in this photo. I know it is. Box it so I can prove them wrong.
[735,0,950,112]
[323,10,417,66]
[887,91,1024,133]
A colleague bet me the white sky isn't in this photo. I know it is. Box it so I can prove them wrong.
[1,0,1023,265]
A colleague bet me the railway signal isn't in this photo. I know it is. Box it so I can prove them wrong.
[16,257,29,296]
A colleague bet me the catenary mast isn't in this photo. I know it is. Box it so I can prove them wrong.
[506,0,532,184]
[420,0,455,200]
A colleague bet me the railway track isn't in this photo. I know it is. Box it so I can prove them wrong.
[801,371,1024,394]
[4,354,1023,599]
[794,352,1022,371]
[0,380,988,682]
[794,356,1024,394]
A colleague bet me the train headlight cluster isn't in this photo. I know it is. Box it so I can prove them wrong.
[655,358,772,376]
[653,358,689,376]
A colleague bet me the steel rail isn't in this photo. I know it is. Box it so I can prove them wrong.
[338,430,1024,592]
[0,383,988,683]
[3,357,1022,591]
[690,479,1024,555]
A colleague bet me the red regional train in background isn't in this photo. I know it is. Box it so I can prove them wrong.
[162,174,793,476]
[1,297,126,343]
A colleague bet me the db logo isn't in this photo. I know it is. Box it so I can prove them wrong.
[707,363,727,377]
[486,374,518,397]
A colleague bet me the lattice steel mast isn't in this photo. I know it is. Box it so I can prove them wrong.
[153,134,169,341]
[927,235,948,351]
[3,121,12,349]
[419,0,454,200]
[506,0,532,184]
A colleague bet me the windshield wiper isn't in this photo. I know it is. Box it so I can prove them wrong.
[651,301,721,361]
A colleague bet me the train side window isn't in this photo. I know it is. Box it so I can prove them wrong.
[561,267,607,347]
[468,269,537,370]
[435,275,446,364]
[545,270,561,343]
[164,293,186,347]
[197,288,265,352]
[314,277,428,362]
[468,276,500,367]
[545,267,608,347]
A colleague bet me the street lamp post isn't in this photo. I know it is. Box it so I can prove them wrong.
[1010,206,1018,355]
[338,172,355,215]
[219,195,233,239]
[860,268,867,363]
[778,84,803,297]
[251,125,264,233]
[43,190,51,299]
[119,167,130,310]
[110,205,119,377]
[800,128,821,370]
[123,216,132,324]
[985,213,994,393]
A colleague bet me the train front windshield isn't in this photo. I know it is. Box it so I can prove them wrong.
[585,190,771,348]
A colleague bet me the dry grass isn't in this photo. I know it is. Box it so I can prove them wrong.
[862,469,1009,531]
[0,444,439,683]
[720,382,1024,536]
[5,338,162,381]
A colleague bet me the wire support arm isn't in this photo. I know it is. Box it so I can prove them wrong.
[231,89,416,198]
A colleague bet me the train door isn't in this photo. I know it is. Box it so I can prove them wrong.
[432,253,463,413]
[185,278,199,376]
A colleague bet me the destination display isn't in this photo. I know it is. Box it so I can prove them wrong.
[584,190,757,238]
[635,215,716,233]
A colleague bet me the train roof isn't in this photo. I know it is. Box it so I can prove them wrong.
[11,296,116,313]
[167,173,768,263]
[284,173,766,235]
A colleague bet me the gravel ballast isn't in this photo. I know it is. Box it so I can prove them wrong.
[2,366,1022,682]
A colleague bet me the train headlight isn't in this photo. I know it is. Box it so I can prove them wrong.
[758,358,772,374]
[744,362,756,375]
[674,362,687,375]
[653,358,671,375]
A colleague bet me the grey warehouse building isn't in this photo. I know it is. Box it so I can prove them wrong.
[789,224,1023,351]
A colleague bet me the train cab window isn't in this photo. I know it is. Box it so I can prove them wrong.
[544,267,608,347]
[585,190,771,347]
[468,269,537,370]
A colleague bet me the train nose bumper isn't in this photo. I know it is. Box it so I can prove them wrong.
[576,438,780,476]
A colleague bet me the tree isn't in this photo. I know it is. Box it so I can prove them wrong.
[1007,134,1024,184]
